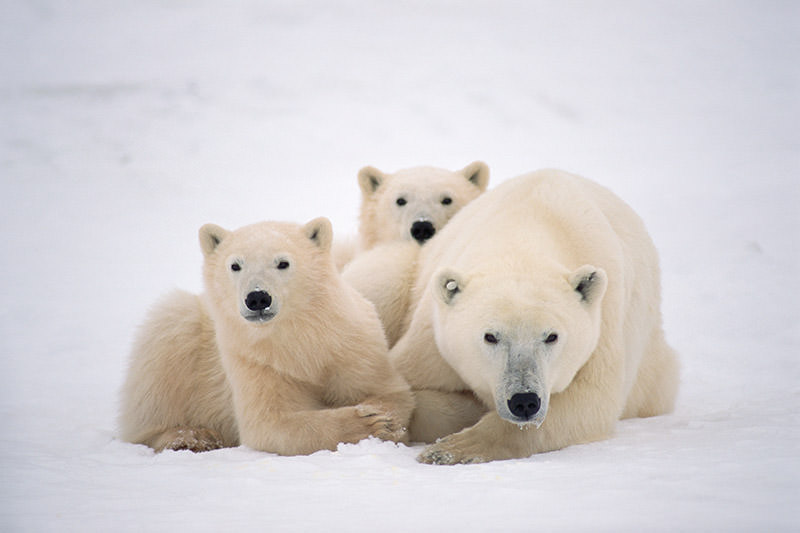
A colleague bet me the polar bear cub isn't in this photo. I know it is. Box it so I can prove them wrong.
[355,161,490,250]
[341,162,489,346]
[391,169,680,464]
[119,218,414,455]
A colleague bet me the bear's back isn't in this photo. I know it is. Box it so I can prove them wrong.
[416,170,626,284]
[410,169,662,329]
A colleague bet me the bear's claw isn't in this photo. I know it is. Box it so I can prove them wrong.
[417,436,488,465]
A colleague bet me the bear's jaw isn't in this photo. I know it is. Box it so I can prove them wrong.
[240,309,277,324]
[498,408,546,428]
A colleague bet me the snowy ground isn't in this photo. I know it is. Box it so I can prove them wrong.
[1,1,798,531]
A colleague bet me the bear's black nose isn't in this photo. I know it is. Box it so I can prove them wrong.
[508,392,541,420]
[245,290,272,311]
[410,220,436,243]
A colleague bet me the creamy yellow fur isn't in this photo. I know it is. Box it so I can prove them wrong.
[341,240,420,348]
[118,290,237,451]
[355,161,490,251]
[118,218,414,455]
[341,162,489,346]
[390,169,680,464]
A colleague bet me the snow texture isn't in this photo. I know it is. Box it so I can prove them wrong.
[1,1,798,531]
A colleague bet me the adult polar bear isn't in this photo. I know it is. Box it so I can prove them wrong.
[391,169,680,464]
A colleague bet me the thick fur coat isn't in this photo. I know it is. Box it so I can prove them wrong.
[390,169,680,464]
[119,218,414,455]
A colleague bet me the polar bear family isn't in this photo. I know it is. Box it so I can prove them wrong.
[119,164,679,464]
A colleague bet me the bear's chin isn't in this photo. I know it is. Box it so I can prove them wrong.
[240,311,277,324]
[502,416,544,429]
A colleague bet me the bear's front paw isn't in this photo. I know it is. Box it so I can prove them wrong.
[417,434,488,465]
[355,404,409,444]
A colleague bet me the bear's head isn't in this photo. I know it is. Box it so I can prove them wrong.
[430,264,607,427]
[357,162,489,249]
[199,218,333,326]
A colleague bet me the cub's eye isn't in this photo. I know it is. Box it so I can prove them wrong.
[277,260,290,270]
[396,197,407,206]
[545,333,558,344]
[484,333,498,344]
[441,196,452,205]
[230,263,241,272]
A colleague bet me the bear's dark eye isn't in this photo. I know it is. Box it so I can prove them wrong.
[484,333,498,344]
[230,263,241,272]
[277,260,290,270]
[396,197,407,206]
[441,196,452,205]
[545,333,558,344]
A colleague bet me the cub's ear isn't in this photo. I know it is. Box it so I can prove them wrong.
[304,217,333,252]
[434,268,465,305]
[461,161,490,192]
[199,224,230,257]
[357,166,387,197]
[569,265,607,305]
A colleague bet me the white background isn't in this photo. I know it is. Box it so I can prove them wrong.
[1,1,798,531]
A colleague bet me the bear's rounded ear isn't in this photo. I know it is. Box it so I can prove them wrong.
[199,223,230,257]
[434,268,465,305]
[303,217,333,252]
[357,166,387,198]
[461,161,490,192]
[569,265,607,305]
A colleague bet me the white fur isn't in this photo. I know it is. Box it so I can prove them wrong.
[355,161,490,250]
[391,169,680,464]
[340,162,489,346]
[119,218,414,455]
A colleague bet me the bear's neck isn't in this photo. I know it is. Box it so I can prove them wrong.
[213,292,341,382]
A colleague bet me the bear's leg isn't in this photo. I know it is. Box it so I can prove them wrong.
[417,389,618,465]
[119,291,237,450]
[623,327,680,419]
[418,411,533,464]
[227,360,413,455]
[408,390,487,443]
[150,427,225,453]
[238,403,410,455]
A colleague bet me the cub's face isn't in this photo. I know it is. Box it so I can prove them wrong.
[431,266,607,427]
[199,218,333,326]
[358,162,489,248]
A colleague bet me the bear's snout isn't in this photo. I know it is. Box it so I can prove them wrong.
[244,290,272,312]
[507,392,541,420]
[410,220,436,243]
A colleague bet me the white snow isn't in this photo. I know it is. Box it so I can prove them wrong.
[1,1,798,531]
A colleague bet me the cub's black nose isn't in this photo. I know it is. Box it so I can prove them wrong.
[508,393,541,420]
[410,220,436,243]
[245,290,272,311]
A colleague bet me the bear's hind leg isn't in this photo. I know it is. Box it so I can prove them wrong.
[623,328,680,419]
[150,427,225,453]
